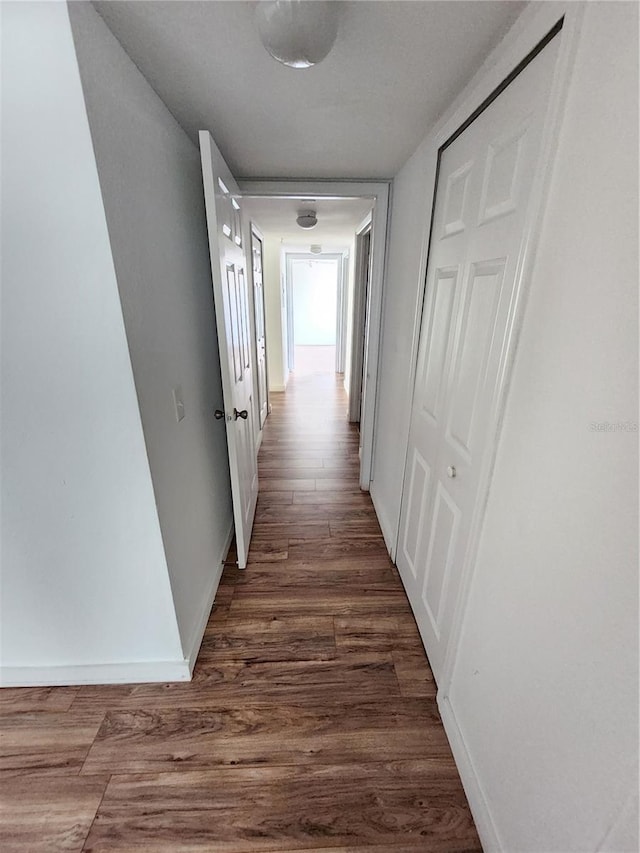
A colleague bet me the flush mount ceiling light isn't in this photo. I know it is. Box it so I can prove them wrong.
[296,210,318,229]
[310,244,322,254]
[255,1,339,69]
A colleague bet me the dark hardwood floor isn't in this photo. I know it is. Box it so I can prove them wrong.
[0,370,481,852]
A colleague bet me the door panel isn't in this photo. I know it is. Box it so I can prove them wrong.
[396,35,560,683]
[446,260,505,457]
[478,119,530,224]
[423,483,461,636]
[441,160,473,237]
[420,267,459,423]
[401,449,431,580]
[200,131,258,569]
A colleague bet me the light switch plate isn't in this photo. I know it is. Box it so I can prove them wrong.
[172,386,185,422]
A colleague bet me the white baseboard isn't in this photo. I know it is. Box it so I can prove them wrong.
[1,521,236,689]
[438,692,501,852]
[184,520,235,675]
[269,383,286,392]
[0,659,191,687]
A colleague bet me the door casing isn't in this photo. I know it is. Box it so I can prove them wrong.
[348,214,373,424]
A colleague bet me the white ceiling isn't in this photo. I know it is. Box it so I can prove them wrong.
[243,195,374,245]
[93,0,526,180]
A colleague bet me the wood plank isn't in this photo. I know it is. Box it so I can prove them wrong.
[252,522,331,541]
[228,590,410,619]
[208,582,236,624]
[83,762,481,851]
[0,710,105,777]
[293,491,369,505]
[393,650,438,699]
[259,449,353,461]
[198,616,336,663]
[261,440,354,451]
[335,617,425,655]
[71,655,403,712]
[246,539,288,562]
[260,468,360,481]
[0,686,79,713]
[230,565,399,590]
[259,478,315,492]
[0,773,107,852]
[322,458,361,469]
[287,538,389,561]
[255,504,377,524]
[80,699,450,775]
[255,491,294,506]
[329,519,384,538]
[315,478,367,491]
[258,456,326,469]
[272,845,475,853]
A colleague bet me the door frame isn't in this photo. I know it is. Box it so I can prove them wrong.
[247,222,269,444]
[385,5,585,848]
[348,214,373,423]
[285,252,345,373]
[239,180,390,492]
[335,249,350,375]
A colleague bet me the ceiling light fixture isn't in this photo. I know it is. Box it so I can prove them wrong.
[255,1,339,69]
[310,244,322,254]
[296,210,318,229]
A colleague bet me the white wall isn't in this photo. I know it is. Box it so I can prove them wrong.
[263,237,288,391]
[291,259,338,346]
[0,1,184,682]
[374,2,639,850]
[68,2,233,661]
[448,5,638,850]
[370,145,433,548]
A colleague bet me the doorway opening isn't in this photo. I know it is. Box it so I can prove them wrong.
[348,219,373,426]
[285,254,343,378]
[241,184,389,491]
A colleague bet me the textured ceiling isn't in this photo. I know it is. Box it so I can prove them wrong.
[93,1,526,180]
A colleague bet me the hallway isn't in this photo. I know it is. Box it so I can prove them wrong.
[0,373,480,852]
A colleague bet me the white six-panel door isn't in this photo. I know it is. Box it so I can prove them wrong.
[397,35,560,683]
[200,130,258,569]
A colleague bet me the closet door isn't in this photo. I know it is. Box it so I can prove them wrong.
[397,34,560,683]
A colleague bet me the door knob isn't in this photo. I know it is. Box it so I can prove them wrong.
[233,408,248,420]
[214,409,225,420]
[447,465,457,478]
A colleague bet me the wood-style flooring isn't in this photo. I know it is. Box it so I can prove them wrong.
[0,371,481,852]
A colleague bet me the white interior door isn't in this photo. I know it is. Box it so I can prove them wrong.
[251,227,268,430]
[200,130,258,569]
[397,35,560,683]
